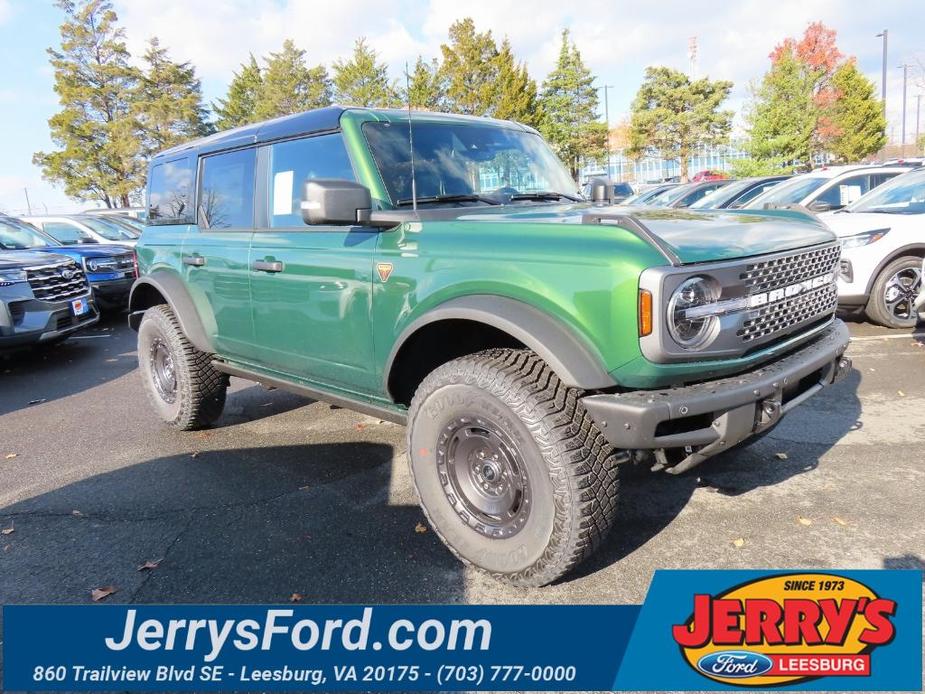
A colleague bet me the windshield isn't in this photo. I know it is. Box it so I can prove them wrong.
[689,180,750,209]
[650,184,698,207]
[749,176,828,206]
[363,121,581,206]
[76,216,135,241]
[848,170,925,215]
[0,218,57,250]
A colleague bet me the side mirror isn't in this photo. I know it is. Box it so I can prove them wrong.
[588,177,613,204]
[301,179,376,226]
[808,200,834,213]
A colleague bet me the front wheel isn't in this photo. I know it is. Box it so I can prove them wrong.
[865,256,923,329]
[407,349,621,587]
[137,304,227,430]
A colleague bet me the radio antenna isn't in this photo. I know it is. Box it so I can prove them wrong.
[404,62,418,211]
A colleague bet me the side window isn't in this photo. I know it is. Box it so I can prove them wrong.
[730,181,780,208]
[43,222,93,244]
[817,175,869,207]
[199,148,256,230]
[266,134,355,227]
[869,172,899,189]
[148,157,194,225]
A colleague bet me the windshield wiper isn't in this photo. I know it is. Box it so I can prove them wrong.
[509,191,582,202]
[395,194,501,207]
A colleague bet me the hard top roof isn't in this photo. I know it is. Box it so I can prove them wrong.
[153,105,539,161]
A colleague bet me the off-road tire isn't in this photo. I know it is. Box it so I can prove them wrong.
[137,304,227,430]
[406,348,621,587]
[865,255,923,329]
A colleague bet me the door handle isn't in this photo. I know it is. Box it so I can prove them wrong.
[252,260,284,273]
[182,255,206,267]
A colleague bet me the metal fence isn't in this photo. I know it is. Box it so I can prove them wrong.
[580,143,751,184]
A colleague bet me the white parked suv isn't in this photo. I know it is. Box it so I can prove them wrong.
[820,168,924,328]
[748,165,907,213]
[21,215,136,249]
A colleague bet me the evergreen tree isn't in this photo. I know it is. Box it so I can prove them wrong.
[438,18,498,115]
[827,60,887,162]
[742,48,817,169]
[627,66,733,182]
[405,56,443,110]
[537,30,606,179]
[33,0,144,207]
[253,39,331,120]
[134,37,210,154]
[333,37,398,107]
[213,55,263,130]
[491,39,540,126]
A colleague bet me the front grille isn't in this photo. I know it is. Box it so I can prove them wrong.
[740,244,841,293]
[738,283,838,342]
[26,261,89,302]
[98,253,136,275]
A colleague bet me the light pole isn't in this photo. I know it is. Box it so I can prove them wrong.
[899,64,910,155]
[876,30,888,115]
[600,84,614,178]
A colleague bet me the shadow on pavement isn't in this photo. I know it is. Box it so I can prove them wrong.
[0,442,464,605]
[883,554,925,576]
[567,368,864,582]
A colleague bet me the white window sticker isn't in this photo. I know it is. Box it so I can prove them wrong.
[839,185,862,206]
[272,170,295,216]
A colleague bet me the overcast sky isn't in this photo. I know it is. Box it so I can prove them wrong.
[0,0,922,214]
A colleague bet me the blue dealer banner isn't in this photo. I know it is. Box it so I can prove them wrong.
[2,570,921,691]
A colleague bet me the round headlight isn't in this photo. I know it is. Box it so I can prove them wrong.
[667,276,721,350]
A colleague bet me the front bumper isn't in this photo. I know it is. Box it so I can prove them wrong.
[0,293,100,349]
[90,277,134,306]
[581,320,851,473]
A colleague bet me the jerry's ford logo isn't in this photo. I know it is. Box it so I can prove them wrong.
[696,651,773,678]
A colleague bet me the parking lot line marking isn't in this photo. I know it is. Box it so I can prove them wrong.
[850,333,924,342]
[70,335,112,339]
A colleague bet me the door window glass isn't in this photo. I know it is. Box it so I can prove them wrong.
[266,134,355,227]
[43,222,95,244]
[148,157,195,225]
[199,148,256,229]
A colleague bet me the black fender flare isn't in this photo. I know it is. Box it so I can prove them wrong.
[128,271,213,354]
[864,244,925,295]
[384,295,617,393]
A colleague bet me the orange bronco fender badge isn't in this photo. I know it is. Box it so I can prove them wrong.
[376,262,393,283]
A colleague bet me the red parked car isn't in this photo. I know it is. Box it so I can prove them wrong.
[691,170,729,182]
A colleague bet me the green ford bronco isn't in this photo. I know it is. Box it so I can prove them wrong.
[130,106,851,586]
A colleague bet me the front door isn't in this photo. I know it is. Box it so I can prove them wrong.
[248,133,379,393]
[182,147,257,361]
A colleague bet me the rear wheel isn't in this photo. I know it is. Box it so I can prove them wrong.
[137,304,227,430]
[865,256,922,329]
[407,349,621,587]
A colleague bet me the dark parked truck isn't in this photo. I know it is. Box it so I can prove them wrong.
[129,107,852,586]
[1,250,98,350]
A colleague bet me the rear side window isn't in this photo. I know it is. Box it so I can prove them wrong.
[148,156,194,225]
[266,134,356,227]
[199,148,256,229]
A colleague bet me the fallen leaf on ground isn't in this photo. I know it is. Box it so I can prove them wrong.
[415,522,428,534]
[197,432,213,439]
[289,593,303,603]
[355,423,366,431]
[1,525,13,535]
[91,586,118,602]
[732,538,745,548]
[897,390,906,397]
[105,358,118,363]
[137,559,162,571]
[190,452,199,459]
[4,453,17,460]
[3,544,10,552]
[797,516,813,526]
[774,452,789,460]
[27,399,46,406]
[833,516,848,526]
[299,485,310,491]
[71,510,82,517]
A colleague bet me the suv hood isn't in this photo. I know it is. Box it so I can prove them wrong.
[457,204,837,264]
[819,211,899,238]
[0,250,73,269]
[35,243,131,258]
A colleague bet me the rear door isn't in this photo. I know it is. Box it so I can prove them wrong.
[181,147,258,360]
[248,132,379,392]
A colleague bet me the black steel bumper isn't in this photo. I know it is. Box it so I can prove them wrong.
[581,320,851,472]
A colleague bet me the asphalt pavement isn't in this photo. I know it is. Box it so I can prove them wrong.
[1,313,922,611]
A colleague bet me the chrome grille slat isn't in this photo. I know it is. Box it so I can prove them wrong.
[25,260,88,303]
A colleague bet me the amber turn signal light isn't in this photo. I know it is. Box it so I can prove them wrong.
[638,289,653,337]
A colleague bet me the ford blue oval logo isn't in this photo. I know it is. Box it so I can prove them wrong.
[696,650,774,678]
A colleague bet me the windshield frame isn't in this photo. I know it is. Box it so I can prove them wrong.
[361,119,581,208]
